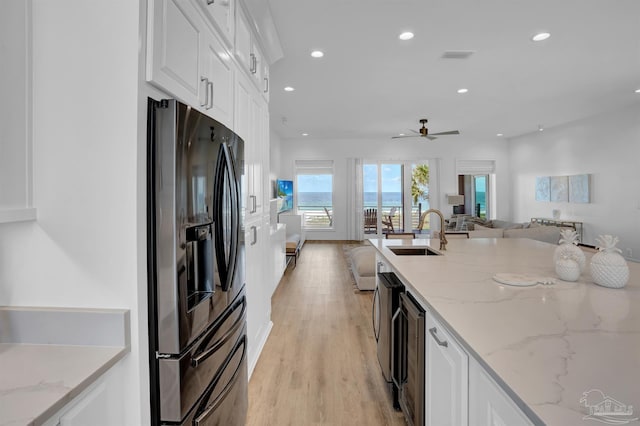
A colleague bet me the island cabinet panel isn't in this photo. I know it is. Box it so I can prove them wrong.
[425,310,468,426]
[469,357,533,426]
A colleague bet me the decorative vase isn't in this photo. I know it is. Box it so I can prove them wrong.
[590,235,629,289]
[554,229,586,272]
[555,256,581,282]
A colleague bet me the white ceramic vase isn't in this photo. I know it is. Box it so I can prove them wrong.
[590,235,629,289]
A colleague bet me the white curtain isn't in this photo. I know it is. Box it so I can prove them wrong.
[346,158,364,241]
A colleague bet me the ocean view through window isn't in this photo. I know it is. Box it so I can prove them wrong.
[363,161,430,234]
[295,160,334,229]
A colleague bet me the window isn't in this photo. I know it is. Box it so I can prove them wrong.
[295,160,334,229]
[456,160,496,220]
[363,160,431,235]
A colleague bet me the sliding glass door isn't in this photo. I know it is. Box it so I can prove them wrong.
[363,160,430,235]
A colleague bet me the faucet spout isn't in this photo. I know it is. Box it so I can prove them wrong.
[424,208,447,251]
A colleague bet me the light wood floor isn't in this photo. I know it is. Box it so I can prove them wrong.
[246,242,406,426]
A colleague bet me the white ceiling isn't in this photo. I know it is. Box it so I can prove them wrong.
[265,0,640,141]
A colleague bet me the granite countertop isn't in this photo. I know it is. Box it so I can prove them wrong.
[369,237,640,425]
[0,307,130,426]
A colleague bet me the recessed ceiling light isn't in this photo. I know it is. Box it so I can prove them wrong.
[284,86,295,92]
[399,133,406,137]
[399,32,414,41]
[302,133,309,136]
[311,50,324,58]
[635,88,640,93]
[497,133,503,137]
[457,88,468,94]
[538,124,544,132]
[532,32,551,42]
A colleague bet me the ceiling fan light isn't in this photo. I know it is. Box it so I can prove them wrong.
[399,32,414,41]
[532,32,551,42]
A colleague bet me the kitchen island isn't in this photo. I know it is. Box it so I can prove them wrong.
[369,237,640,425]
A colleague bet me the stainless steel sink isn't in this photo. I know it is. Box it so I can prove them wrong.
[389,247,441,256]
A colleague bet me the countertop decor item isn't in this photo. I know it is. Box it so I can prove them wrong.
[555,255,581,281]
[554,228,586,272]
[590,235,629,288]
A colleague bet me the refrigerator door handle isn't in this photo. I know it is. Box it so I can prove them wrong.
[213,143,239,292]
[192,296,246,367]
[194,335,247,426]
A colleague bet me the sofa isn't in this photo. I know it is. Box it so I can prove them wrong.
[440,217,565,245]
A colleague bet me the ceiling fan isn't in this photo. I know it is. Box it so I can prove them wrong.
[392,119,460,140]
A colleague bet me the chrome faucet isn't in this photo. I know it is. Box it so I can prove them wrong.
[424,208,447,251]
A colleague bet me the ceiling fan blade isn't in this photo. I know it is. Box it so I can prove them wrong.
[427,135,438,141]
[429,130,460,136]
[409,129,420,134]
[392,135,418,139]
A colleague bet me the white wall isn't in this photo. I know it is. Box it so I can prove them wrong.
[0,1,145,424]
[273,135,510,240]
[508,102,640,260]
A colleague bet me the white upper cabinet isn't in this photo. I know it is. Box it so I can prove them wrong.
[194,0,235,47]
[200,29,234,127]
[147,0,201,101]
[234,3,269,101]
[147,0,233,128]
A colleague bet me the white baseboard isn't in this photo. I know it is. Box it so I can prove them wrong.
[247,320,273,380]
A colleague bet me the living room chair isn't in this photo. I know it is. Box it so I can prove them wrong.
[364,208,377,233]
[382,207,397,233]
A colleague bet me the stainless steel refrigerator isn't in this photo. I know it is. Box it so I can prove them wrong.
[147,98,247,425]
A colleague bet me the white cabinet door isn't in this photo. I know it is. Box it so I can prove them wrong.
[234,5,252,75]
[200,29,234,128]
[469,358,533,426]
[236,71,265,220]
[147,0,203,105]
[425,311,469,426]
[195,0,234,46]
[234,3,269,99]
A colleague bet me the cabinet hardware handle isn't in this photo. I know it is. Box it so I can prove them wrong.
[200,77,209,107]
[251,226,257,245]
[264,77,269,93]
[250,195,257,213]
[207,81,214,109]
[250,53,257,74]
[376,261,384,273]
[429,327,448,347]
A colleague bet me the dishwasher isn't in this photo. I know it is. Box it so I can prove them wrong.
[393,291,425,426]
[374,271,405,409]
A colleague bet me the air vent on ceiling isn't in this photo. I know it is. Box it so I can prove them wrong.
[441,50,475,59]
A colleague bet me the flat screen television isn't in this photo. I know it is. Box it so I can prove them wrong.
[277,179,294,213]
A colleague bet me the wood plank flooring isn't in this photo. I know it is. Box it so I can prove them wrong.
[246,242,406,426]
